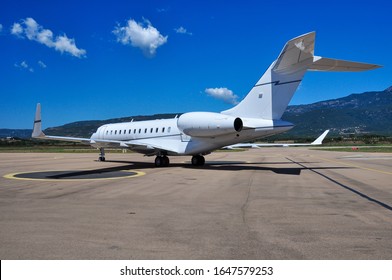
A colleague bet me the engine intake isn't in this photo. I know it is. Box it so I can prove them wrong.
[177,112,243,137]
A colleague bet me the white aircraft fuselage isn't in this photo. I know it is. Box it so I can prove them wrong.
[90,117,293,156]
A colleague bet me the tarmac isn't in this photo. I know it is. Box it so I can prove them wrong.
[1,148,392,259]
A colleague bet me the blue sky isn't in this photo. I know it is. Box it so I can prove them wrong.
[1,0,391,129]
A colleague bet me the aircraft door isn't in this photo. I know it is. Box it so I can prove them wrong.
[100,126,108,139]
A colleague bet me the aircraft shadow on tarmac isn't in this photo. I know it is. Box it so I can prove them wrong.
[13,159,351,180]
[44,165,139,179]
[16,160,392,213]
[102,160,353,176]
[15,160,351,180]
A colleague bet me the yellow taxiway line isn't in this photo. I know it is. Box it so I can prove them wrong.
[3,169,145,182]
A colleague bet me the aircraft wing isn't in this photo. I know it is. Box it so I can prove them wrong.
[123,139,181,155]
[39,134,179,155]
[224,130,329,149]
[32,103,180,155]
[32,104,91,142]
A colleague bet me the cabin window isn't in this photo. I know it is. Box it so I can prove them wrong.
[106,131,109,135]
[129,129,131,134]
[156,128,158,133]
[119,130,121,134]
[145,128,147,133]
[134,129,136,134]
[110,130,113,135]
[162,127,165,133]
[138,129,141,133]
[168,127,171,133]
[115,130,117,135]
[124,130,126,134]
[150,128,153,133]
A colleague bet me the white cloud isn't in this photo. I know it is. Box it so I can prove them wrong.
[11,17,86,58]
[113,18,168,57]
[54,34,85,56]
[205,87,239,105]
[38,60,47,68]
[11,23,23,36]
[14,61,34,72]
[24,17,40,40]
[174,26,192,35]
[14,60,48,72]
[20,61,28,68]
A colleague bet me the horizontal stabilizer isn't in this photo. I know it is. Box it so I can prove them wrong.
[310,56,381,72]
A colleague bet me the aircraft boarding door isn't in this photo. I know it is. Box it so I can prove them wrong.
[181,133,191,142]
[100,126,108,139]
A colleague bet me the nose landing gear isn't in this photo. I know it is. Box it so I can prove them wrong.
[98,147,106,161]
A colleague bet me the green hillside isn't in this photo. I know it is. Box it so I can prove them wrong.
[282,86,392,137]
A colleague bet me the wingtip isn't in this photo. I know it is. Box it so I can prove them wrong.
[311,129,330,145]
[32,103,45,138]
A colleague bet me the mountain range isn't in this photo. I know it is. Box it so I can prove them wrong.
[282,86,392,137]
[2,86,392,139]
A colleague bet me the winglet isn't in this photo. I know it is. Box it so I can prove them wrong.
[311,130,329,145]
[32,103,46,138]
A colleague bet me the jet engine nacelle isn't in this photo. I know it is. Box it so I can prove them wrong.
[177,112,243,137]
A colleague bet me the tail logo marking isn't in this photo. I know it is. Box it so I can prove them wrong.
[255,79,302,88]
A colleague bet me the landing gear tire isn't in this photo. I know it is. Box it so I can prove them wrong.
[155,156,162,167]
[155,155,170,167]
[162,156,170,167]
[191,155,205,166]
[99,156,106,162]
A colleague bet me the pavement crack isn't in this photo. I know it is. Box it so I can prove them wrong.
[241,172,254,231]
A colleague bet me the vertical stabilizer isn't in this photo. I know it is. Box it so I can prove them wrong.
[222,32,315,120]
[222,32,380,120]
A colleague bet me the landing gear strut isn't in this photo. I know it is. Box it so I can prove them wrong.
[98,147,106,161]
[191,155,205,166]
[155,155,170,167]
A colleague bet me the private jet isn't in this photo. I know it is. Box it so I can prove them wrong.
[32,32,380,167]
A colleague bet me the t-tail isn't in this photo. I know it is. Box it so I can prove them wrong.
[222,32,381,120]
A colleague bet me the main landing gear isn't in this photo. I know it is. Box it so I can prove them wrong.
[191,155,205,166]
[155,155,170,167]
[154,155,205,167]
[97,148,205,168]
[98,147,106,161]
